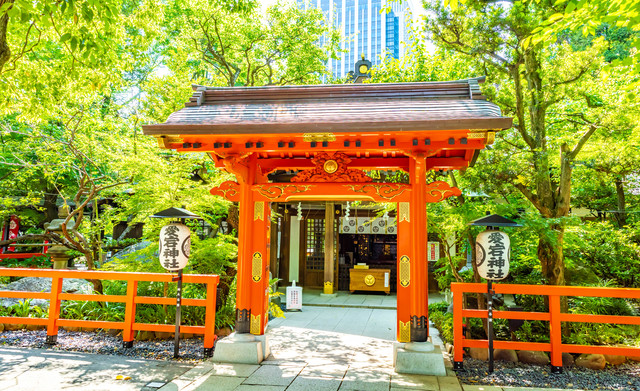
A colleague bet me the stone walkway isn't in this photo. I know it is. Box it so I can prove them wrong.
[0,346,192,391]
[160,305,459,391]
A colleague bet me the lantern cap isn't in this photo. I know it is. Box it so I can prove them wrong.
[150,207,202,220]
[469,214,522,227]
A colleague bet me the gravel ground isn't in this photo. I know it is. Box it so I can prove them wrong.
[0,329,209,363]
[457,358,640,391]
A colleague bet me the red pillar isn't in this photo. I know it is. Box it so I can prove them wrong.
[410,154,429,342]
[397,201,411,342]
[235,165,254,333]
[249,201,270,335]
[235,154,270,335]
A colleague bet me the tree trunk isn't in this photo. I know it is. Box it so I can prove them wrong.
[615,177,626,228]
[0,0,12,73]
[538,224,567,312]
[43,192,58,225]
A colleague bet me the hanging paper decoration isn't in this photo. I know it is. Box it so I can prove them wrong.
[344,201,351,221]
[297,202,303,221]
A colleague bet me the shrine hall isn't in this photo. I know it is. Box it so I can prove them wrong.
[143,76,512,373]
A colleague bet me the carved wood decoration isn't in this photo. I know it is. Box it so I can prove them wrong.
[424,181,462,202]
[290,152,372,183]
[251,183,411,202]
[343,184,409,201]
[210,181,240,201]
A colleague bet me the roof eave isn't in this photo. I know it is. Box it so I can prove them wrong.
[142,117,513,136]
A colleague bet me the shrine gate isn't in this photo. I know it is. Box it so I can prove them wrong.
[143,78,511,366]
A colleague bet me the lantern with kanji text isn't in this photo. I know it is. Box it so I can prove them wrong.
[475,230,510,280]
[159,223,191,271]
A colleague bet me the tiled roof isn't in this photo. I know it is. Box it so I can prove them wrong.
[143,78,512,135]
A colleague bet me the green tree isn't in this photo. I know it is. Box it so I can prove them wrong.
[422,1,639,303]
[161,0,339,88]
[525,0,640,92]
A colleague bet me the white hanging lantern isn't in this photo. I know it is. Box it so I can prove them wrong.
[159,223,191,271]
[475,229,510,280]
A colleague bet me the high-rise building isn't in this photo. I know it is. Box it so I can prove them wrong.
[298,0,415,79]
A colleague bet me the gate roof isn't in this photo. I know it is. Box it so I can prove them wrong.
[143,78,512,173]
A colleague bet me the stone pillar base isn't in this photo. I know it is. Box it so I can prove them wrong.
[394,342,447,376]
[53,260,68,269]
[212,333,268,364]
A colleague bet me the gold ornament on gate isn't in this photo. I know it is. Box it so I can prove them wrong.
[323,159,338,174]
[364,274,376,286]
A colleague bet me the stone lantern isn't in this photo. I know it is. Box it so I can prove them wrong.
[45,205,75,270]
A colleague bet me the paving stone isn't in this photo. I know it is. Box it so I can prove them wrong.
[390,373,439,390]
[234,385,287,391]
[208,363,260,377]
[340,369,390,391]
[437,375,462,391]
[242,364,303,386]
[300,363,349,378]
[182,375,245,391]
[177,362,215,381]
[287,376,342,391]
[462,385,503,391]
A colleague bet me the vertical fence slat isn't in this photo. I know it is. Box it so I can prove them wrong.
[46,276,63,344]
[549,294,563,371]
[203,281,217,356]
[452,284,464,368]
[122,280,138,347]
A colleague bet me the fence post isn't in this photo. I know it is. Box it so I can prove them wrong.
[203,280,217,357]
[122,280,138,348]
[549,294,562,373]
[46,276,63,345]
[452,284,464,370]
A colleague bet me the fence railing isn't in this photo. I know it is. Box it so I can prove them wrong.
[452,282,640,372]
[0,268,219,356]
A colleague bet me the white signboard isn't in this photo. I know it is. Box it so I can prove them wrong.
[476,230,510,280]
[159,223,191,271]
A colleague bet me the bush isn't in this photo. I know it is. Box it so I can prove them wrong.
[430,310,454,344]
[564,221,640,287]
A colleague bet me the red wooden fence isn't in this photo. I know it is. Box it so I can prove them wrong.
[452,282,640,372]
[0,268,219,356]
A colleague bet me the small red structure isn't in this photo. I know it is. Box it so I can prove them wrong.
[143,78,511,344]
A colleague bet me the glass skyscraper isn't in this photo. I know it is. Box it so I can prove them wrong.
[298,0,415,79]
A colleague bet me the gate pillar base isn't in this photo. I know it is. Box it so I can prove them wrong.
[394,343,447,376]
[212,333,266,364]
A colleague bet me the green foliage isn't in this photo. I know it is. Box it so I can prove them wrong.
[268,277,285,319]
[513,321,550,344]
[189,236,238,276]
[8,299,45,318]
[428,304,453,344]
[2,254,51,268]
[564,222,640,287]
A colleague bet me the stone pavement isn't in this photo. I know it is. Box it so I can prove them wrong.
[157,305,585,390]
[159,306,461,391]
[0,346,192,391]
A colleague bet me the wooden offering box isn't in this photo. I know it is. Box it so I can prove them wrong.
[350,268,391,294]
